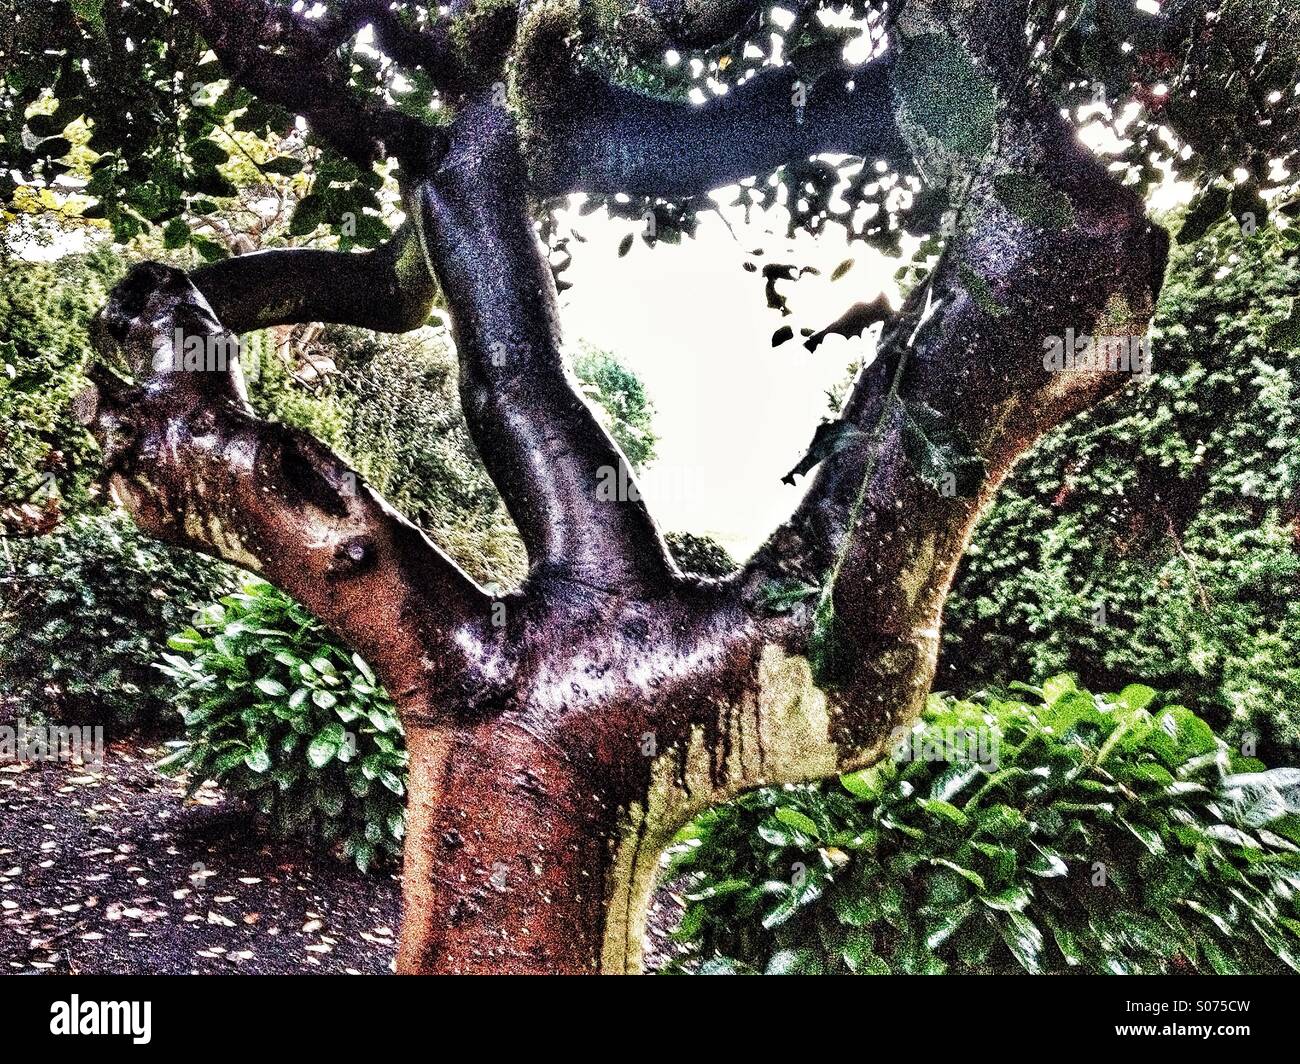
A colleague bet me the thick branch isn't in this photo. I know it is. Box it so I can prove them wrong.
[175,0,433,166]
[413,98,675,592]
[532,56,906,198]
[744,3,1169,749]
[192,221,438,334]
[82,262,495,713]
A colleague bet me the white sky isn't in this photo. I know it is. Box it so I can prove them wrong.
[558,197,896,559]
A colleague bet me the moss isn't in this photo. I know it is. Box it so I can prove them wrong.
[507,0,584,171]
[601,645,845,973]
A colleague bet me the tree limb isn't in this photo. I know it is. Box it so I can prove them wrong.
[175,0,434,167]
[744,1,1169,750]
[413,97,676,593]
[531,55,906,198]
[80,261,495,714]
[192,221,439,334]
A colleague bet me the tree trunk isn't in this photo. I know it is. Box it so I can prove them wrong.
[396,722,615,974]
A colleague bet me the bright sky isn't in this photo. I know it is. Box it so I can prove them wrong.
[558,197,896,559]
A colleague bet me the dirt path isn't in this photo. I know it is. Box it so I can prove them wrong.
[1,737,686,974]
[0,741,401,974]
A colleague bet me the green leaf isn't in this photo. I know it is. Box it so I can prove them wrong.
[925,901,974,950]
[261,157,304,176]
[1115,683,1157,713]
[1026,845,1068,877]
[244,736,272,774]
[900,399,987,499]
[289,193,325,236]
[351,653,375,685]
[774,806,821,839]
[980,885,1031,912]
[254,677,287,698]
[841,766,887,801]
[916,798,969,828]
[930,858,986,891]
[999,911,1045,974]
[70,0,105,26]
[307,724,345,768]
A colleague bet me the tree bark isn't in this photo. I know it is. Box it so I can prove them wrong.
[395,721,614,974]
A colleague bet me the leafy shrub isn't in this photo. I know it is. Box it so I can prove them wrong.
[668,678,1300,974]
[942,220,1300,763]
[0,247,121,529]
[573,344,658,469]
[156,579,406,872]
[0,510,235,728]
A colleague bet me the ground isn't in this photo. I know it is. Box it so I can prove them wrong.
[0,729,686,974]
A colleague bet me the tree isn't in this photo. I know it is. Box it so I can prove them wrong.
[1,0,1295,974]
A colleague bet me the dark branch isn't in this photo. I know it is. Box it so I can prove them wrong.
[532,56,906,198]
[175,0,434,167]
[192,221,439,334]
[414,97,676,593]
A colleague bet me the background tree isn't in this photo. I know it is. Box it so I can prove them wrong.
[1,0,1295,974]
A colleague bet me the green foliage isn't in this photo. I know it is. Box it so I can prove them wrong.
[244,328,661,589]
[0,248,121,526]
[669,679,1300,975]
[244,331,350,454]
[327,326,525,587]
[665,531,736,578]
[0,511,235,727]
[155,579,406,872]
[943,218,1300,763]
[573,344,658,470]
